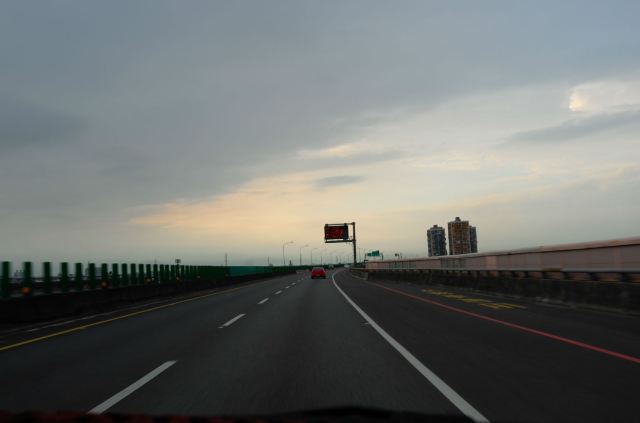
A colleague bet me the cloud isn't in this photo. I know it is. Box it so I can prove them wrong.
[567,79,640,112]
[508,109,640,143]
[129,171,369,253]
[313,175,365,189]
[298,144,361,159]
[2,2,640,262]
[0,98,85,151]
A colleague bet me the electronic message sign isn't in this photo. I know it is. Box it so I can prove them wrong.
[323,222,357,265]
[324,224,349,242]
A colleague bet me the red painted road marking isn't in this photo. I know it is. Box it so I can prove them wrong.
[370,282,640,365]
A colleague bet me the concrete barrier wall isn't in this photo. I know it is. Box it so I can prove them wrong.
[0,272,293,323]
[366,237,640,271]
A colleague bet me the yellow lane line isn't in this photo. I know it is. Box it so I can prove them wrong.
[421,289,527,310]
[0,282,263,352]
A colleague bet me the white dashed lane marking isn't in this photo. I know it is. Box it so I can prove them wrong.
[218,314,246,329]
[89,361,177,414]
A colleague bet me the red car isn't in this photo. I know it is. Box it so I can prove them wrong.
[310,267,327,279]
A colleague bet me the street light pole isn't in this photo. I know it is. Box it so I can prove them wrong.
[299,244,309,266]
[282,241,294,266]
[310,248,318,266]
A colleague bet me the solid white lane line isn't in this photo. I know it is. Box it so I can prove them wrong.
[258,298,269,305]
[331,273,489,423]
[275,290,282,295]
[218,313,246,329]
[89,361,177,414]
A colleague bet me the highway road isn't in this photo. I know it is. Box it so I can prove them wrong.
[0,269,639,422]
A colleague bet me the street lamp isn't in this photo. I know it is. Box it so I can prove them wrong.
[310,247,318,265]
[321,249,328,265]
[282,241,294,266]
[299,244,309,266]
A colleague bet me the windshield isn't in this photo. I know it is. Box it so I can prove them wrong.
[1,2,639,423]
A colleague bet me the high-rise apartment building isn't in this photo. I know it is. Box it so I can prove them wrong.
[469,226,478,253]
[448,217,471,255]
[427,225,447,257]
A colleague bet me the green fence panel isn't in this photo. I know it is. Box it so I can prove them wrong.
[1,261,9,299]
[111,263,120,288]
[75,263,83,291]
[60,262,70,293]
[228,266,291,277]
[121,263,129,287]
[128,263,134,286]
[22,262,33,296]
[100,264,107,288]
[43,262,52,294]
[88,263,97,290]
[101,263,109,288]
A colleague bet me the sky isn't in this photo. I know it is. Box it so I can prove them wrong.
[1,1,640,266]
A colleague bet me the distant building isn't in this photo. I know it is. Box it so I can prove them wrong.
[427,225,447,257]
[448,217,471,255]
[469,226,478,253]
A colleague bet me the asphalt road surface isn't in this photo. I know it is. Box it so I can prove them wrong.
[1,269,639,423]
